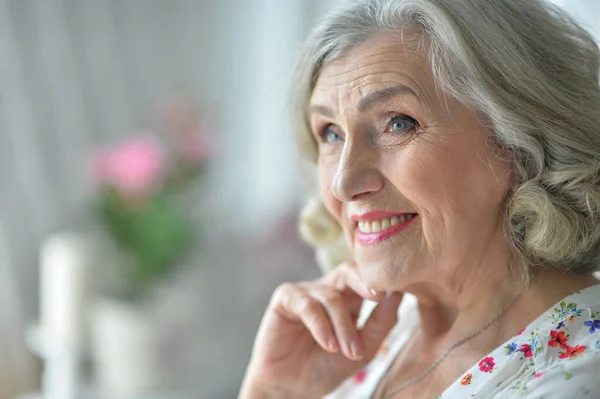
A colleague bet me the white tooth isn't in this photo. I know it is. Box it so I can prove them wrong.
[391,216,399,226]
[399,214,407,223]
[363,221,372,233]
[381,218,390,230]
[371,220,381,233]
[357,221,364,231]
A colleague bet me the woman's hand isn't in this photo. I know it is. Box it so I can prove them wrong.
[239,262,403,399]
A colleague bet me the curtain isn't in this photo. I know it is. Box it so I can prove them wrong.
[0,0,220,396]
[0,0,322,396]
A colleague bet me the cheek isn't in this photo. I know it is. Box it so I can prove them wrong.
[383,147,445,209]
[382,145,467,243]
[318,158,343,222]
[388,137,510,238]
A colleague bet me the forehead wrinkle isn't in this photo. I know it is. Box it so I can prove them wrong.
[312,42,439,116]
[322,56,427,96]
[315,72,425,118]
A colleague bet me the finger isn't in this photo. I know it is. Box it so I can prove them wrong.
[359,291,403,357]
[276,284,340,353]
[365,290,387,302]
[312,287,364,361]
[325,262,386,302]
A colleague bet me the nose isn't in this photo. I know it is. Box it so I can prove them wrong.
[331,136,384,202]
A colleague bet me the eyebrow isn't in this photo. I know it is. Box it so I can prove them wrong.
[358,84,418,112]
[309,84,419,118]
[309,104,335,118]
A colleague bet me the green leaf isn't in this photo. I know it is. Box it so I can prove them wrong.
[94,186,195,297]
[564,371,574,380]
[560,301,566,309]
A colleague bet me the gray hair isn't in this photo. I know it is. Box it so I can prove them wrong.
[294,0,600,273]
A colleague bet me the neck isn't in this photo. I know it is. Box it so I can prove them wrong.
[405,235,514,341]
[405,239,599,347]
[409,268,599,351]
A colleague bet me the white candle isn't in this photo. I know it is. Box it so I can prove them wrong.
[40,232,91,351]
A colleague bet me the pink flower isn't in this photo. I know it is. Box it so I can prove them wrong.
[519,343,533,358]
[535,372,546,379]
[157,97,213,167]
[353,369,367,384]
[91,136,165,196]
[479,356,495,373]
[177,127,212,166]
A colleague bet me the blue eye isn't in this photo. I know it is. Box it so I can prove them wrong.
[321,125,343,143]
[389,115,418,132]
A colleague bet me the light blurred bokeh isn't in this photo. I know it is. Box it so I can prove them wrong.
[0,1,599,398]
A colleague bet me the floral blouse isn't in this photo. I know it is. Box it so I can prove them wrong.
[325,283,600,399]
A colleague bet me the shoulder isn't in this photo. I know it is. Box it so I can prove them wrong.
[502,349,600,398]
[502,284,600,398]
[535,283,600,367]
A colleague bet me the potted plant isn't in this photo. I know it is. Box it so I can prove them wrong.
[88,99,210,397]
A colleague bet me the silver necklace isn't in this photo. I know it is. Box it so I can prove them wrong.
[380,277,533,399]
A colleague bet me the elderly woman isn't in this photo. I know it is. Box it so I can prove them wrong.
[240,0,600,397]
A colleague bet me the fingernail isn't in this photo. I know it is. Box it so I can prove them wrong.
[369,289,377,296]
[350,340,363,360]
[328,338,339,352]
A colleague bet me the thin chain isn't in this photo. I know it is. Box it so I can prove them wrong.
[381,276,534,399]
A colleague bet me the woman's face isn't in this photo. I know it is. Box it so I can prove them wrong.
[310,33,513,292]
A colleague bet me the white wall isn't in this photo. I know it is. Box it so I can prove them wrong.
[0,1,222,395]
[550,0,600,40]
[212,0,307,235]
[0,0,322,394]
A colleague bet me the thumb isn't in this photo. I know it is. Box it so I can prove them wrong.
[358,291,403,358]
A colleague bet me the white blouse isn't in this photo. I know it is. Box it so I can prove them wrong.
[325,284,600,399]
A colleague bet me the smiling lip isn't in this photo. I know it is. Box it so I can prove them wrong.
[351,211,418,246]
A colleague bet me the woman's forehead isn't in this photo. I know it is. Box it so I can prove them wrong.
[311,34,434,109]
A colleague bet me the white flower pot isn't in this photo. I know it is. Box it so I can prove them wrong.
[90,298,169,399]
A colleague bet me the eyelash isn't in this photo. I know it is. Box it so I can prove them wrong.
[385,113,420,133]
[318,124,342,144]
[317,113,420,143]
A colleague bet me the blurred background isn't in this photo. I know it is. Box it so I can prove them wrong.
[0,1,598,398]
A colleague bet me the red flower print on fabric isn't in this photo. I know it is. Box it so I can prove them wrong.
[353,369,367,384]
[516,327,526,335]
[535,372,546,379]
[519,343,533,358]
[549,330,569,348]
[559,344,587,359]
[479,356,495,373]
[461,373,473,385]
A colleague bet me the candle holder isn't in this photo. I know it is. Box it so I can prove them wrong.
[25,323,86,399]
[22,322,189,399]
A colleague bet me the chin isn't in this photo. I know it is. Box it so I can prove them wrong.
[355,256,411,292]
